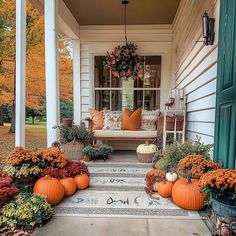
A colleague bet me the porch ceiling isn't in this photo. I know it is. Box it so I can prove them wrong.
[63,0,181,25]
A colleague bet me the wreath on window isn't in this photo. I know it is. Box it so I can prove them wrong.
[103,43,143,79]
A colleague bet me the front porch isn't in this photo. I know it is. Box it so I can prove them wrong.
[1,0,236,235]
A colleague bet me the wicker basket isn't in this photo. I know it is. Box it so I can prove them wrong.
[137,152,155,163]
[61,141,84,161]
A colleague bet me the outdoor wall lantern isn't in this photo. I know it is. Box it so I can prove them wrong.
[202,11,215,45]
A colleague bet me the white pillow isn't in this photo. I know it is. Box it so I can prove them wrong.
[141,109,160,131]
[103,111,122,130]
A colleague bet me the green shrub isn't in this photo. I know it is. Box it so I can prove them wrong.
[54,124,94,146]
[0,192,53,230]
[83,145,113,158]
[155,137,212,171]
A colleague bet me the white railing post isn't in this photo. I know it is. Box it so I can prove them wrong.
[45,0,60,147]
[15,0,26,147]
[72,39,81,124]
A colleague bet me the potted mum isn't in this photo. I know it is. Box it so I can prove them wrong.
[200,169,236,206]
[199,169,236,235]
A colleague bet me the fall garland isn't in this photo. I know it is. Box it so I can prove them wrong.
[103,42,142,79]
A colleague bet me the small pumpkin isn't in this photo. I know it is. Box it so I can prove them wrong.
[74,174,90,190]
[34,176,64,205]
[172,178,207,210]
[157,181,173,198]
[137,141,157,154]
[166,172,178,182]
[60,177,76,197]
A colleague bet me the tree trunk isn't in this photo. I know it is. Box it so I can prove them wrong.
[9,55,16,133]
[0,105,4,126]
[32,112,35,124]
[9,103,15,133]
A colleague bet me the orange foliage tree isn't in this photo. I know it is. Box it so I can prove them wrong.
[0,0,73,129]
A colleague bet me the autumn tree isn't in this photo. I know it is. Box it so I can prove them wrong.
[0,0,15,126]
[0,0,73,129]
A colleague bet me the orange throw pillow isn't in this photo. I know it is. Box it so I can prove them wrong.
[89,108,104,130]
[122,108,142,130]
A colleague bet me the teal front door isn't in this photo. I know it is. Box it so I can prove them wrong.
[214,0,236,169]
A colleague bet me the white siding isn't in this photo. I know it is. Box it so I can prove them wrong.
[172,0,220,144]
[80,43,90,121]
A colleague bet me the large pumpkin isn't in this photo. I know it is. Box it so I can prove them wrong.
[34,176,64,205]
[157,181,173,198]
[60,177,76,197]
[74,174,90,190]
[172,178,207,210]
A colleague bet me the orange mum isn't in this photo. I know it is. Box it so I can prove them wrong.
[178,155,222,179]
[199,169,236,191]
[36,147,69,168]
[7,147,38,165]
[7,147,69,169]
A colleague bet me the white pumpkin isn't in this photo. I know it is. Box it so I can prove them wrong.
[137,141,157,154]
[166,172,178,182]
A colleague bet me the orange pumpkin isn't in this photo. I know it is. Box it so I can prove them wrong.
[34,176,64,205]
[172,178,207,210]
[60,177,76,197]
[74,174,90,190]
[157,181,173,198]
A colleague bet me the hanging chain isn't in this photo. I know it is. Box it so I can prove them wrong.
[125,3,128,45]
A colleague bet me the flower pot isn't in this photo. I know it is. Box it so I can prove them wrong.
[212,197,236,235]
[213,197,236,220]
[61,141,84,161]
[63,118,73,127]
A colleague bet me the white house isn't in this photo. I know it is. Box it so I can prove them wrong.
[16,0,236,168]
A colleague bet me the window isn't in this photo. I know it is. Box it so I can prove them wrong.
[94,56,161,111]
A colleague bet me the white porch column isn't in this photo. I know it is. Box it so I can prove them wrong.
[72,39,81,124]
[45,0,60,146]
[15,0,26,147]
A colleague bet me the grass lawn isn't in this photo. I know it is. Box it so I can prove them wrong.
[0,123,47,163]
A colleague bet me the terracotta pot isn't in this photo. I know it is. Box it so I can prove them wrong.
[63,118,73,127]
